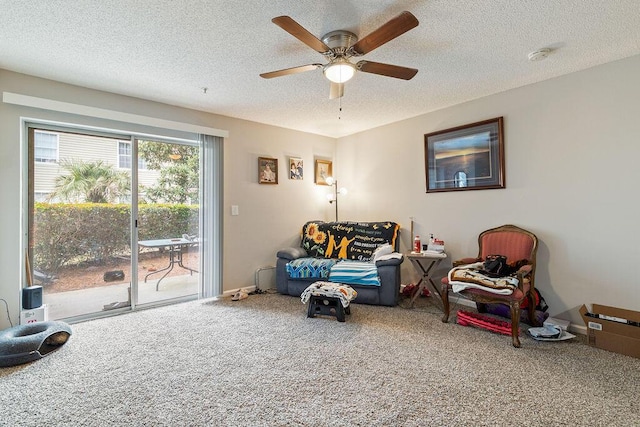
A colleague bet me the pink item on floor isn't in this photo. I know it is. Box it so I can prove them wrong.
[456,310,517,336]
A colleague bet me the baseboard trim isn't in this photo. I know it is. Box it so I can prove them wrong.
[568,324,586,335]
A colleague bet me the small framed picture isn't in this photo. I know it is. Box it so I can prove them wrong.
[258,157,278,184]
[289,157,303,180]
[315,159,332,185]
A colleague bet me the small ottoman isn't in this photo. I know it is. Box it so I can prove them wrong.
[300,281,357,322]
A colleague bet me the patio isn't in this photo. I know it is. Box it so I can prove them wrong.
[44,273,199,320]
[37,247,200,320]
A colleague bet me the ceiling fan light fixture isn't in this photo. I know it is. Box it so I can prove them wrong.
[324,60,355,83]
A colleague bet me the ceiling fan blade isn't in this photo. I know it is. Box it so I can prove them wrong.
[357,60,418,80]
[350,11,419,56]
[260,64,322,79]
[329,82,344,99]
[272,16,332,54]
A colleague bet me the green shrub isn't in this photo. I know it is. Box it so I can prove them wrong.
[34,202,199,273]
[138,204,198,240]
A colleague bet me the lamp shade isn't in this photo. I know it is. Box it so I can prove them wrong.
[323,60,355,83]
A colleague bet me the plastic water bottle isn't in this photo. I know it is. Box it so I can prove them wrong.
[413,235,421,253]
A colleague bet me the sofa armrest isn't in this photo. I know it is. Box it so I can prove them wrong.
[276,247,308,261]
[376,256,403,306]
[375,255,404,267]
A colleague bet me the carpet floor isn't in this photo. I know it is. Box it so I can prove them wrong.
[1,293,638,426]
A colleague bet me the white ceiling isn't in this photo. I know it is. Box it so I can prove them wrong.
[2,1,640,138]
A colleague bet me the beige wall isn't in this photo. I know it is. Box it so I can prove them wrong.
[0,69,336,329]
[337,54,640,326]
[2,54,639,329]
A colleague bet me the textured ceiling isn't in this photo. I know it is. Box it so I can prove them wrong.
[2,1,640,138]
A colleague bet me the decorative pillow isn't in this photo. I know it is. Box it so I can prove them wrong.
[286,258,338,279]
[371,244,393,262]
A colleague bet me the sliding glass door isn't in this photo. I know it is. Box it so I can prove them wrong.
[29,128,134,318]
[135,138,200,305]
[28,126,202,321]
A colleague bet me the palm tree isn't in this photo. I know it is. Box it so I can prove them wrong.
[48,160,130,203]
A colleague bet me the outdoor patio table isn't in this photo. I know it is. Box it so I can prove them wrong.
[138,238,198,290]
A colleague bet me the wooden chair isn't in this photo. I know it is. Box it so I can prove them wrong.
[440,224,539,347]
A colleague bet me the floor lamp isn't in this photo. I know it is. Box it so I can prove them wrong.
[326,177,347,221]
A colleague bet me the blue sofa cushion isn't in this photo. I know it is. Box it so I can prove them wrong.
[286,257,338,279]
[329,260,381,286]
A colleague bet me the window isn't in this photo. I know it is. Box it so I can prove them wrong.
[118,141,146,170]
[34,130,59,163]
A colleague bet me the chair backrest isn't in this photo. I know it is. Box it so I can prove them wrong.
[478,224,538,266]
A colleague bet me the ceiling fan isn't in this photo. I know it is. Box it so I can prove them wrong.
[260,11,419,99]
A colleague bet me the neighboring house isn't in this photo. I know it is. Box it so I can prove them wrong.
[33,129,160,202]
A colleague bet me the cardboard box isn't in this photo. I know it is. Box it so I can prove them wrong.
[580,304,640,359]
[19,305,48,324]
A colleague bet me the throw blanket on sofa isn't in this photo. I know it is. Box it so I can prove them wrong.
[301,221,399,261]
[448,262,519,295]
[286,258,338,279]
[329,260,381,287]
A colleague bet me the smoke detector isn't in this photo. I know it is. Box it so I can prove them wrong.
[528,48,551,62]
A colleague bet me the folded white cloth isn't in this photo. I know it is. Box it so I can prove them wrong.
[372,244,394,262]
[420,250,447,258]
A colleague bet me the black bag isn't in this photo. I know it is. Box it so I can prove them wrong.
[482,255,509,277]
[103,270,125,282]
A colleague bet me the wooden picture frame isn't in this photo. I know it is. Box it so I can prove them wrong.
[258,157,278,184]
[314,159,332,185]
[289,157,303,180]
[424,117,505,193]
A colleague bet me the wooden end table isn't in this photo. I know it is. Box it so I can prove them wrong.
[406,252,447,308]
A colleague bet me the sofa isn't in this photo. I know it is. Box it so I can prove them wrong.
[276,221,404,306]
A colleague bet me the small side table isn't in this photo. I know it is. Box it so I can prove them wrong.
[406,252,447,308]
